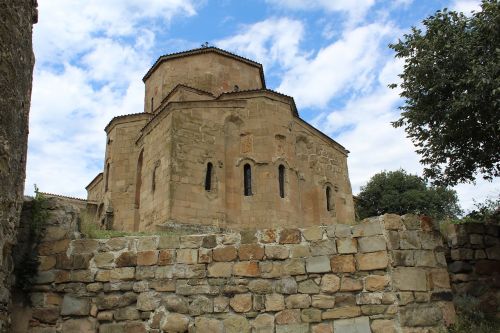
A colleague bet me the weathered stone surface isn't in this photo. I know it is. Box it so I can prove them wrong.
[137,291,161,311]
[336,238,357,254]
[356,251,388,270]
[400,231,421,249]
[306,256,330,273]
[393,267,427,291]
[214,296,229,312]
[158,235,180,249]
[248,279,273,294]
[320,274,340,293]
[158,249,175,265]
[189,295,213,315]
[290,244,311,258]
[285,294,311,309]
[161,313,190,332]
[94,252,115,268]
[333,316,371,333]
[230,294,252,313]
[60,295,90,316]
[137,250,159,266]
[275,309,301,325]
[176,249,197,264]
[275,277,298,294]
[32,307,59,324]
[400,304,442,327]
[301,308,321,322]
[279,229,301,244]
[213,246,238,261]
[282,259,306,275]
[298,279,320,294]
[340,277,363,291]
[310,240,336,256]
[330,255,356,273]
[303,227,323,241]
[311,323,333,333]
[239,244,265,260]
[114,306,140,321]
[223,314,251,333]
[358,236,386,253]
[208,262,233,277]
[61,318,97,333]
[265,245,290,259]
[163,294,189,313]
[322,306,361,319]
[311,295,335,309]
[115,252,137,267]
[96,292,137,310]
[195,317,224,333]
[233,261,260,277]
[365,275,390,291]
[352,219,382,237]
[260,229,277,243]
[137,237,158,251]
[276,323,309,333]
[253,313,274,333]
[265,294,285,311]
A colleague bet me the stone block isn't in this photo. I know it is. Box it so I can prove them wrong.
[476,259,500,275]
[298,279,320,294]
[163,294,189,313]
[223,314,251,333]
[486,246,500,260]
[393,267,427,291]
[214,296,229,312]
[356,251,388,270]
[334,224,352,237]
[240,229,258,244]
[94,252,115,268]
[137,291,161,311]
[310,239,337,256]
[253,313,275,333]
[400,304,442,327]
[161,313,190,332]
[61,295,90,316]
[276,324,309,333]
[340,277,363,292]
[260,261,283,278]
[371,319,397,333]
[32,307,59,324]
[265,293,285,311]
[180,234,204,248]
[158,235,180,249]
[352,219,382,237]
[414,250,437,267]
[38,256,56,271]
[358,235,386,253]
[301,308,321,322]
[330,255,355,273]
[61,318,97,333]
[233,261,260,277]
[400,231,421,249]
[306,255,331,273]
[356,292,383,305]
[208,262,233,277]
[158,249,175,265]
[195,317,224,333]
[260,229,277,243]
[96,292,137,310]
[172,264,206,279]
[275,277,298,294]
[332,316,370,333]
[392,250,414,266]
[150,278,176,292]
[35,270,56,284]
[285,294,311,309]
[320,274,340,293]
[115,251,137,267]
[71,269,94,282]
[336,238,357,254]
[382,214,403,230]
[137,250,159,266]
[114,306,140,321]
[109,267,135,280]
[213,246,237,261]
[303,227,323,241]
[265,245,290,259]
[279,229,301,244]
[198,248,212,263]
[104,237,128,251]
[202,235,217,248]
[322,306,361,319]
[311,294,335,308]
[290,244,311,258]
[246,279,272,295]
[365,275,390,291]
[230,293,253,312]
[283,259,306,275]
[137,236,158,251]
[448,261,473,273]
[275,309,301,325]
[311,323,333,333]
[401,214,420,230]
[451,248,474,261]
[176,249,197,264]
[239,244,265,260]
[38,239,70,255]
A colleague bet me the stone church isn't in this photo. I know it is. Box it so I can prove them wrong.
[86,47,355,231]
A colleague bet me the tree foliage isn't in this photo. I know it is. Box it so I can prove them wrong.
[356,169,462,220]
[389,0,500,186]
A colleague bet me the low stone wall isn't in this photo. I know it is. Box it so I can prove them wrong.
[445,223,500,316]
[15,213,454,333]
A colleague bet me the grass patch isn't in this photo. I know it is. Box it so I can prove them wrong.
[447,295,499,333]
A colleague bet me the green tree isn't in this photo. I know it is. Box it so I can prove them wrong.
[356,169,462,220]
[389,0,500,186]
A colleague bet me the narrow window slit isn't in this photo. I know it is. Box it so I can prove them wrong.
[326,186,332,211]
[244,164,252,196]
[205,162,213,191]
[278,164,285,198]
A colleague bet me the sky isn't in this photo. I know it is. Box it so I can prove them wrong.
[26,0,498,213]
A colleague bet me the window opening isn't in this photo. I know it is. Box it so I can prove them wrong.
[244,164,252,196]
[326,186,332,211]
[135,151,143,209]
[150,97,154,113]
[105,163,110,192]
[278,164,285,198]
[205,162,213,191]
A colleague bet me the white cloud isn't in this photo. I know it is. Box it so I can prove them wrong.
[216,18,305,70]
[450,0,481,14]
[278,23,398,108]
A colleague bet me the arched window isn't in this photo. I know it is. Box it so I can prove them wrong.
[243,164,252,196]
[205,162,213,191]
[105,163,110,192]
[278,164,285,198]
[326,186,333,211]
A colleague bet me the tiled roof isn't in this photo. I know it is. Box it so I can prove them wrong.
[40,192,87,202]
[142,46,266,88]
[104,113,151,133]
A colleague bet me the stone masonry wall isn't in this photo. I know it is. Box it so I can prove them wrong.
[445,223,500,316]
[0,1,37,332]
[15,211,454,333]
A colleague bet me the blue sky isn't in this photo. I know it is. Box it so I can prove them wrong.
[26,0,497,212]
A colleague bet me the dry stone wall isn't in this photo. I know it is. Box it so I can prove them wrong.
[0,1,37,331]
[17,212,455,333]
[445,223,500,317]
